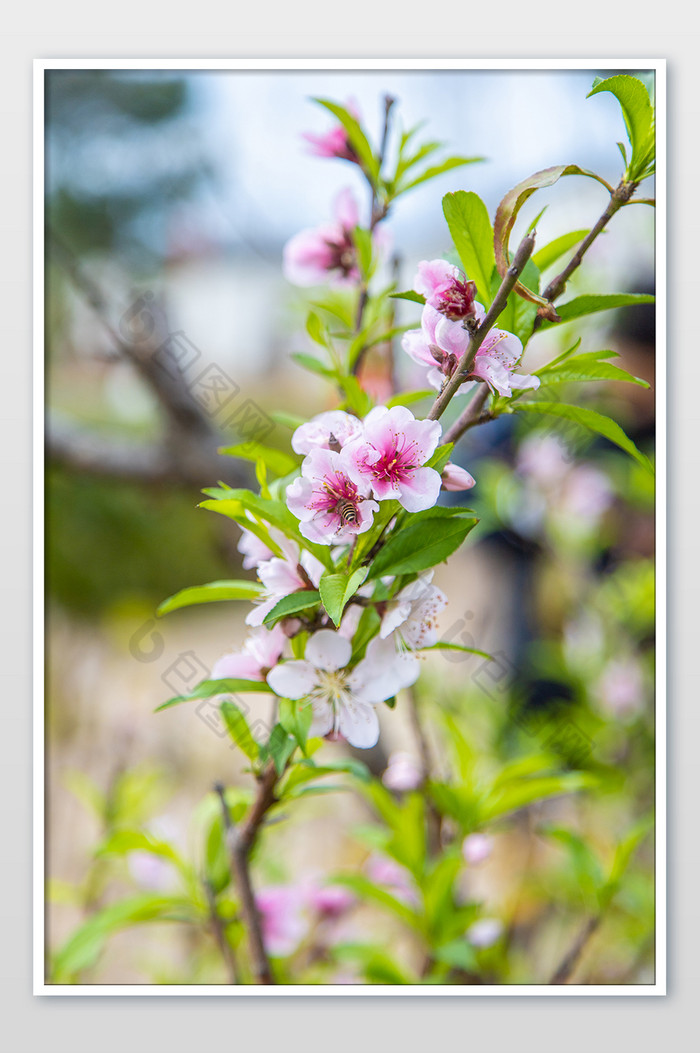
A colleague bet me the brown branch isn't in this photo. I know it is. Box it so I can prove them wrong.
[549,915,601,985]
[536,179,639,319]
[204,879,240,984]
[350,96,395,378]
[215,768,279,985]
[427,233,536,423]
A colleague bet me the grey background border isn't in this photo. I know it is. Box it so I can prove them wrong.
[2,4,695,1050]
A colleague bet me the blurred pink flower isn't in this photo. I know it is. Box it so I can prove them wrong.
[237,528,273,570]
[561,465,614,521]
[283,188,361,287]
[291,410,364,456]
[302,99,362,163]
[365,854,420,907]
[466,917,503,948]
[344,406,442,513]
[212,624,287,682]
[382,750,423,792]
[307,883,356,919]
[246,537,324,628]
[255,886,308,957]
[596,657,646,718]
[462,832,493,866]
[516,433,571,487]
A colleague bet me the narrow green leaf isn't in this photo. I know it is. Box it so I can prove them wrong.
[386,389,435,408]
[481,772,597,821]
[399,155,484,193]
[157,580,264,617]
[532,229,589,272]
[389,289,426,305]
[221,700,260,760]
[155,677,272,712]
[509,400,653,473]
[367,513,478,579]
[319,567,369,627]
[536,353,650,388]
[290,351,335,378]
[442,191,495,304]
[219,443,301,477]
[538,293,655,328]
[262,590,321,627]
[312,98,380,183]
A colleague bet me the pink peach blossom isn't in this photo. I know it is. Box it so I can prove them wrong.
[344,405,442,513]
[441,462,476,491]
[211,624,287,682]
[291,410,364,456]
[282,188,361,287]
[414,258,477,320]
[286,447,379,545]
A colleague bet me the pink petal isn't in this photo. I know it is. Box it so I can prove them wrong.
[397,466,442,513]
[413,259,460,299]
[211,652,263,681]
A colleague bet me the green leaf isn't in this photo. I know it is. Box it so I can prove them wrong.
[599,817,653,910]
[587,75,655,180]
[200,491,333,569]
[419,641,492,660]
[509,400,653,473]
[264,723,296,775]
[155,677,272,713]
[319,567,369,627]
[532,229,589,272]
[350,605,381,663]
[270,410,306,431]
[290,351,335,378]
[537,293,655,328]
[278,698,313,752]
[493,164,610,312]
[481,772,597,821]
[540,825,605,909]
[52,894,192,981]
[313,98,380,183]
[219,443,301,477]
[221,700,260,761]
[331,875,421,929]
[385,389,435,408]
[305,310,329,347]
[353,226,374,280]
[157,579,264,617]
[262,589,321,627]
[366,513,478,580]
[399,155,483,193]
[389,289,426,305]
[433,938,478,972]
[536,352,650,388]
[442,191,495,304]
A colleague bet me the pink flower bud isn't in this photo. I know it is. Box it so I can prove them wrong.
[441,462,476,492]
[462,832,493,865]
[382,751,423,792]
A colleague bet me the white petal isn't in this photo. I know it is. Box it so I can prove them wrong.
[266,660,318,699]
[309,698,334,738]
[305,629,352,672]
[338,700,380,749]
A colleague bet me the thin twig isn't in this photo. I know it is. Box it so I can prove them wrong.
[215,769,279,985]
[535,179,639,324]
[204,879,240,984]
[549,915,601,985]
[351,96,395,377]
[405,688,441,855]
[427,233,536,423]
[442,386,491,447]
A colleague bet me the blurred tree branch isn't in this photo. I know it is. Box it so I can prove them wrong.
[46,232,249,490]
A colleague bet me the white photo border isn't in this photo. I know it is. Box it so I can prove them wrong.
[34,56,666,997]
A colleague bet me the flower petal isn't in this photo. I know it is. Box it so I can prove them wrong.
[267,660,318,699]
[338,699,380,749]
[305,629,352,672]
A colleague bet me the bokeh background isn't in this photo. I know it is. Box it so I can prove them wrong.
[45,67,656,984]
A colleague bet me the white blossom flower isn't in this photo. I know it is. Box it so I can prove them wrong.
[266,629,418,748]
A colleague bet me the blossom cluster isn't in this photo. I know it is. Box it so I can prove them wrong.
[208,401,480,749]
[402,258,540,398]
